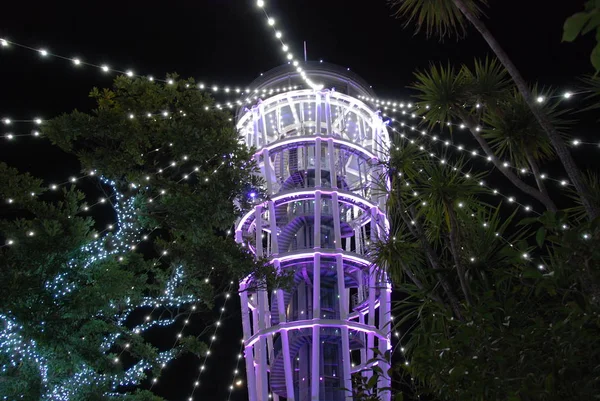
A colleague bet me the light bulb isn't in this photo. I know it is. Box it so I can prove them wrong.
[39,49,48,56]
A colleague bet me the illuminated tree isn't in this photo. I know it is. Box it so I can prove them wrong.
[0,75,267,400]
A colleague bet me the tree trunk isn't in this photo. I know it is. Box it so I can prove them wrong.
[391,170,464,319]
[400,259,446,305]
[453,0,599,221]
[459,113,558,212]
[446,202,473,306]
[524,150,556,211]
[405,206,464,320]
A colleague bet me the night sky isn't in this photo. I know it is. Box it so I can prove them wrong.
[0,1,594,400]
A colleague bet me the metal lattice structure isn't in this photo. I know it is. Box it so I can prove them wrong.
[235,63,392,401]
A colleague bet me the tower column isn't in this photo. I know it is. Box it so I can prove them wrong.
[311,252,321,401]
[240,290,258,401]
[281,330,296,401]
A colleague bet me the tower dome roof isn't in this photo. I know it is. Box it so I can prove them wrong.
[248,61,376,99]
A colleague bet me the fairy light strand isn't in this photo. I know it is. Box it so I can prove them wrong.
[187,284,235,400]
[388,122,540,215]
[254,1,323,90]
[383,112,578,190]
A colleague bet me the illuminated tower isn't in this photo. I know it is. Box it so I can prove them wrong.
[235,63,391,401]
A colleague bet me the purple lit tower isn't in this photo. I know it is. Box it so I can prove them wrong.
[235,63,392,401]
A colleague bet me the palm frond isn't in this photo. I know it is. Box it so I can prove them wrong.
[410,63,471,127]
[579,74,600,113]
[565,170,600,222]
[462,57,511,106]
[388,0,488,40]
[403,155,488,244]
[481,86,572,168]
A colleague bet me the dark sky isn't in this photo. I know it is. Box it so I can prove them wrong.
[0,1,593,400]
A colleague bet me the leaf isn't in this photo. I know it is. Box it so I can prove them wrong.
[522,269,543,279]
[367,374,379,390]
[544,373,554,392]
[394,393,405,401]
[573,291,588,311]
[592,37,600,72]
[536,227,546,247]
[563,12,593,42]
[582,11,600,35]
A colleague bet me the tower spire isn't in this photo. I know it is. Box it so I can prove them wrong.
[304,41,308,62]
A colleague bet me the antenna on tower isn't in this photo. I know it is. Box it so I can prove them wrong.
[304,41,307,62]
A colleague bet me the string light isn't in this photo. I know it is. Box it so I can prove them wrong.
[388,122,539,215]
[12,41,241,91]
[226,342,246,400]
[362,88,586,112]
[0,38,312,102]
[187,285,235,400]
[384,111,581,190]
[395,169,538,269]
[254,1,323,90]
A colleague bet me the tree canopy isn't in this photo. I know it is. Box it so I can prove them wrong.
[0,75,267,400]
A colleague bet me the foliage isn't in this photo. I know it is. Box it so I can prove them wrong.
[388,0,488,40]
[567,170,600,222]
[563,0,600,72]
[373,138,600,400]
[409,58,574,213]
[481,87,570,170]
[345,349,403,401]
[0,75,272,399]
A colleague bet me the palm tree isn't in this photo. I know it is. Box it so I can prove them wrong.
[410,60,558,212]
[377,138,501,317]
[567,170,600,222]
[389,0,599,220]
[381,139,466,319]
[482,87,570,206]
[406,154,490,306]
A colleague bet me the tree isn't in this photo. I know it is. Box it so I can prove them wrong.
[480,87,568,205]
[388,0,599,220]
[0,74,269,400]
[410,59,559,212]
[372,138,600,400]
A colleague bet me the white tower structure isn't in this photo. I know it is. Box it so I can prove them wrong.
[235,63,391,401]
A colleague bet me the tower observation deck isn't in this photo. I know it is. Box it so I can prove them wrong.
[235,62,392,401]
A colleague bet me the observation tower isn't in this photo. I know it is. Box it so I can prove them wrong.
[235,62,391,401]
